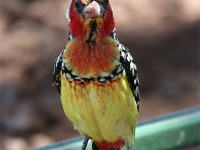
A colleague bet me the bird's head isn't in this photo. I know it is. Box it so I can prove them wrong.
[66,0,115,39]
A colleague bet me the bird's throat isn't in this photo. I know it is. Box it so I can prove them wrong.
[86,19,97,46]
[65,19,119,77]
[84,18,104,45]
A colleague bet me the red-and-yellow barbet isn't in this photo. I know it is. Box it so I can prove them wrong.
[53,0,140,149]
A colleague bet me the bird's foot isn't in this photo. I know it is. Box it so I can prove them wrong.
[81,137,90,150]
[126,145,133,150]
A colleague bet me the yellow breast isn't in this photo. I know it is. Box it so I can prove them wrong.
[60,75,138,145]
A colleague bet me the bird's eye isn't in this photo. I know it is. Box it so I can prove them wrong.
[99,0,108,10]
[75,1,80,9]
[75,0,85,14]
[98,0,108,4]
[75,3,79,9]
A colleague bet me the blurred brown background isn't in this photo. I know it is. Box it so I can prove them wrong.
[0,0,199,150]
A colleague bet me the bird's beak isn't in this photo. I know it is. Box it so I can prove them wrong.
[83,1,101,18]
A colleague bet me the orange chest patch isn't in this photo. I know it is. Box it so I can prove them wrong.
[65,37,119,77]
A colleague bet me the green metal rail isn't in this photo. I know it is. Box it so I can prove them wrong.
[33,107,200,150]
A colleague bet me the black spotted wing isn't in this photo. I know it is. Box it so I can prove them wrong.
[119,44,140,111]
[53,32,74,94]
[53,50,64,94]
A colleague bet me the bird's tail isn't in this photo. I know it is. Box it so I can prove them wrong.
[92,139,125,150]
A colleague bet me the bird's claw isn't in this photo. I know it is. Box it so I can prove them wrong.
[126,145,133,150]
[81,137,89,150]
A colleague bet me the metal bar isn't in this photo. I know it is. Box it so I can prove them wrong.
[33,106,200,150]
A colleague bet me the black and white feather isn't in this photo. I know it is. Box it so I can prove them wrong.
[111,30,140,111]
[53,50,64,94]
[53,31,74,94]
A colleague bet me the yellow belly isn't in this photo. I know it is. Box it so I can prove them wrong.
[61,75,138,145]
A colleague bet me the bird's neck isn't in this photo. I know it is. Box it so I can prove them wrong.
[65,19,119,77]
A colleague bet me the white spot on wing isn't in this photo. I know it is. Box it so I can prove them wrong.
[121,51,125,58]
[127,54,132,61]
[134,79,137,84]
[132,69,135,75]
[119,44,123,51]
[130,62,134,69]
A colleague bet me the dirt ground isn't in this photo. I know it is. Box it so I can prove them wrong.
[0,0,199,149]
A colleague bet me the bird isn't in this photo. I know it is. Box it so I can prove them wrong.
[53,0,140,150]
